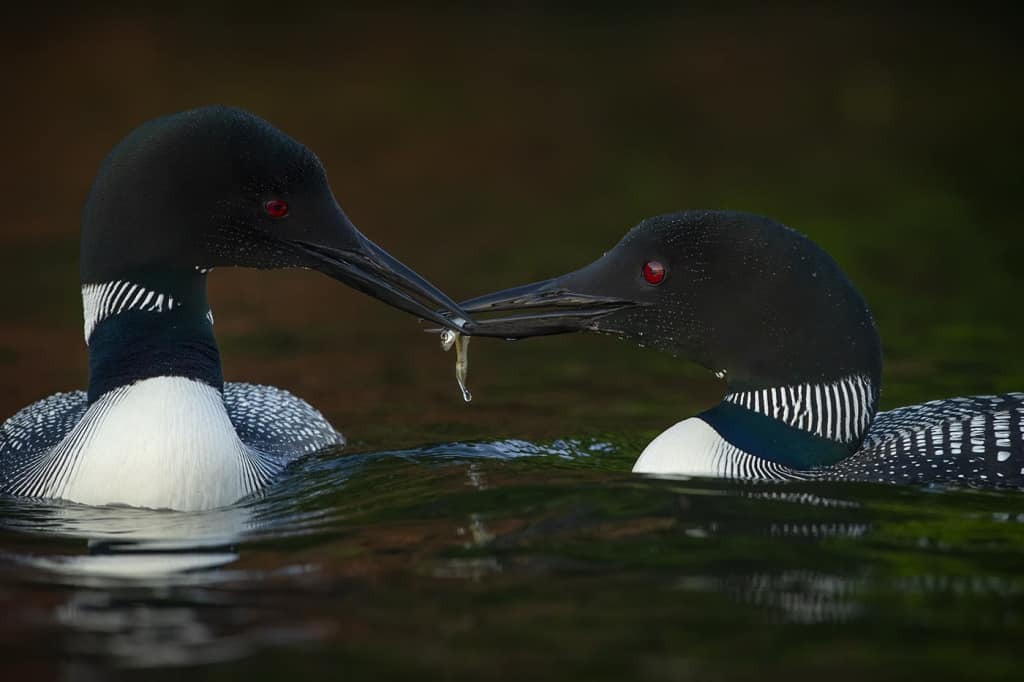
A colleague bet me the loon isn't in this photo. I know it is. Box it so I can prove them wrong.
[0,106,471,511]
[456,210,1024,488]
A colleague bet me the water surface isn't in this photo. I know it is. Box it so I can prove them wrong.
[3,440,1024,680]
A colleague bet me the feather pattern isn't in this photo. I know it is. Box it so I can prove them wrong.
[724,374,877,443]
[0,379,344,510]
[82,281,179,343]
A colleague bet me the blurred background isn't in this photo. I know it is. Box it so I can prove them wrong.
[2,5,1024,681]
[1,5,1021,449]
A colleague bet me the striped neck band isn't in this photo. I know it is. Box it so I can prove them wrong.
[723,374,876,444]
[82,281,181,343]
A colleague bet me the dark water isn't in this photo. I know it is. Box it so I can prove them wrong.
[3,441,1024,680]
[2,6,1023,680]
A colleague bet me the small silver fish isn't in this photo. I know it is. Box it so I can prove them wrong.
[441,323,472,403]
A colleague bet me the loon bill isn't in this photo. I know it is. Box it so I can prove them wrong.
[455,210,1023,488]
[0,106,473,512]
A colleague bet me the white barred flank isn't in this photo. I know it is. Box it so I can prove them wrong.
[706,437,810,481]
[724,374,875,443]
[5,385,132,499]
[632,417,808,481]
[631,394,1023,486]
[82,280,179,343]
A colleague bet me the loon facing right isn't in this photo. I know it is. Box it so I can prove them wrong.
[459,210,1024,488]
[0,106,473,512]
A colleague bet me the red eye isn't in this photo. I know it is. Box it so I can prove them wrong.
[264,199,289,218]
[642,260,666,285]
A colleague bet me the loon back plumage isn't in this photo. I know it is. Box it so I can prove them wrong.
[0,105,471,511]
[457,210,1024,489]
[829,393,1024,486]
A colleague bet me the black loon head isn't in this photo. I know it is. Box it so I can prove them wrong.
[81,105,468,330]
[79,106,470,402]
[460,210,884,461]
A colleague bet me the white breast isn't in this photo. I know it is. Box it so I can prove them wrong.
[632,418,733,476]
[632,417,797,480]
[51,377,257,511]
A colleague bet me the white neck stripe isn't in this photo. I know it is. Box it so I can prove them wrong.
[82,280,179,343]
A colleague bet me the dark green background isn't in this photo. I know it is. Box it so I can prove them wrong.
[0,5,1021,680]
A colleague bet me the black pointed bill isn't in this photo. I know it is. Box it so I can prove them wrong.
[294,233,472,333]
[456,277,637,339]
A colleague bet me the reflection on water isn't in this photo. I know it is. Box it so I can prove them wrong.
[0,440,605,670]
[2,501,251,578]
[679,571,865,624]
[1,438,1023,678]
[0,497,256,668]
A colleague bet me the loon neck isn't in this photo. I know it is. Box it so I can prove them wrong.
[704,373,881,467]
[83,269,221,403]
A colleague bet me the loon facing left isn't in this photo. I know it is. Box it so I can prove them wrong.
[0,106,471,512]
